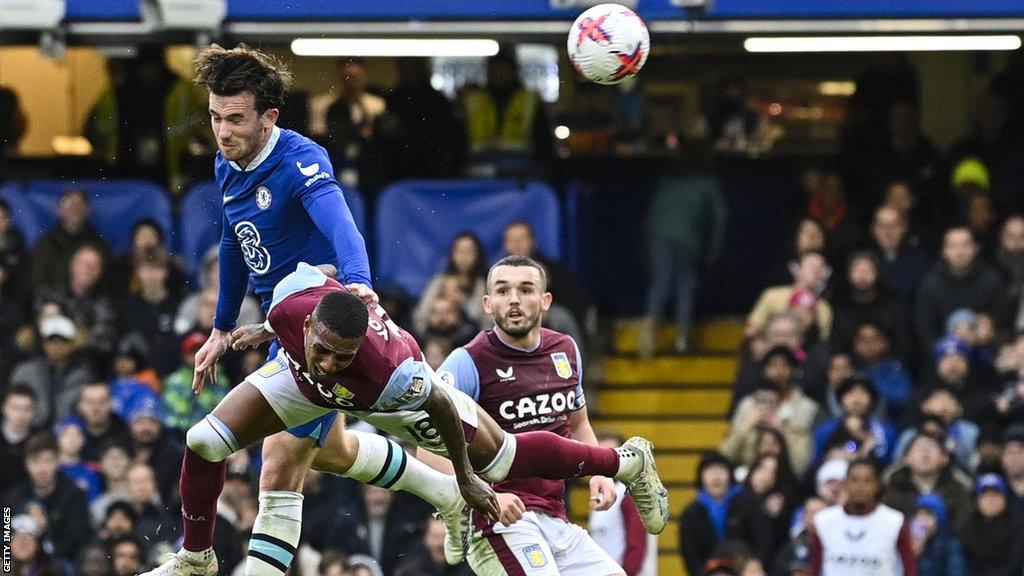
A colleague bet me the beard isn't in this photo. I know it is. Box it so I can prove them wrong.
[494,309,539,338]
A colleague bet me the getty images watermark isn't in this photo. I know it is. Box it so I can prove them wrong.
[3,506,10,573]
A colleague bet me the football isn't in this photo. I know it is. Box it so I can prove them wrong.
[567,3,650,85]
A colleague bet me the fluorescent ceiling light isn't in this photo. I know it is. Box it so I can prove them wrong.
[818,81,856,96]
[291,38,500,57]
[744,35,1022,53]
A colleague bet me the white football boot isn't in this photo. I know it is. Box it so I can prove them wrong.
[138,548,218,576]
[620,436,670,534]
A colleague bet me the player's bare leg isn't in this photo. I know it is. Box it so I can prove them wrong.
[141,382,289,576]
[466,407,670,534]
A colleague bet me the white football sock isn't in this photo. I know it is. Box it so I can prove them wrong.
[343,430,460,511]
[245,491,303,576]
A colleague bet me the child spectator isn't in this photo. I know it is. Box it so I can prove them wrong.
[162,331,232,440]
[56,418,102,501]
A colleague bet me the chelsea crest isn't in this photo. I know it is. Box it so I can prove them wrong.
[256,186,272,210]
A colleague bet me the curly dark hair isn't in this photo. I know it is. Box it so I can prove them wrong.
[193,43,292,113]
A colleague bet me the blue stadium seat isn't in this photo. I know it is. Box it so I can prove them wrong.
[177,181,368,281]
[375,179,561,296]
[0,180,172,255]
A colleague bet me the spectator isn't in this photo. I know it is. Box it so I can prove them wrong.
[948,157,991,228]
[880,180,934,250]
[930,335,1000,423]
[111,219,187,298]
[30,189,110,294]
[418,295,477,347]
[805,170,863,256]
[882,431,973,525]
[773,496,825,576]
[460,51,552,176]
[502,219,592,331]
[895,388,978,472]
[393,518,473,576]
[9,314,93,427]
[162,331,232,440]
[96,500,138,546]
[3,433,92,563]
[966,189,999,254]
[321,58,388,193]
[812,377,897,468]
[814,459,848,507]
[126,398,182,510]
[959,473,1024,576]
[89,441,132,522]
[766,217,827,286]
[831,251,912,361]
[173,250,261,336]
[382,57,466,181]
[745,427,800,481]
[0,385,38,493]
[119,247,182,376]
[916,227,1012,364]
[869,204,930,308]
[413,232,488,334]
[74,382,130,464]
[809,458,918,576]
[994,215,1024,332]
[0,198,28,298]
[850,322,913,421]
[589,430,655,576]
[734,312,829,410]
[125,462,175,544]
[908,493,968,576]
[55,418,102,501]
[640,161,728,357]
[679,452,773,575]
[723,347,819,473]
[109,534,147,576]
[9,513,65,576]
[77,543,112,576]
[110,335,163,411]
[880,100,940,200]
[746,252,832,342]
[744,454,799,552]
[1002,424,1024,515]
[37,243,119,356]
[821,353,856,418]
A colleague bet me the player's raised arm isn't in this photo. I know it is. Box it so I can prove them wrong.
[419,384,501,520]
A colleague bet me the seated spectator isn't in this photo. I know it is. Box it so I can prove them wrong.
[746,251,832,342]
[55,418,102,501]
[929,335,1000,422]
[994,215,1024,332]
[162,331,232,440]
[809,458,918,576]
[2,433,91,563]
[111,218,187,298]
[9,513,65,576]
[850,322,914,421]
[679,452,773,575]
[503,220,592,327]
[78,542,112,576]
[814,458,848,507]
[119,247,183,376]
[109,534,148,576]
[909,493,968,576]
[9,314,93,427]
[0,385,38,493]
[744,454,799,552]
[125,462,175,544]
[737,426,800,484]
[812,377,897,468]
[945,308,997,365]
[74,381,130,464]
[110,335,163,409]
[734,311,829,410]
[173,249,261,336]
[723,347,819,473]
[96,501,138,546]
[883,431,973,525]
[413,232,488,334]
[765,218,827,286]
[880,180,933,249]
[870,204,930,309]
[959,473,1024,576]
[126,398,183,510]
[90,441,132,522]
[30,188,110,293]
[994,336,1024,423]
[916,226,1012,366]
[895,388,978,472]
[393,517,473,576]
[830,251,911,361]
[37,243,119,356]
[418,295,477,347]
[1002,424,1024,515]
[773,496,826,576]
[821,352,855,418]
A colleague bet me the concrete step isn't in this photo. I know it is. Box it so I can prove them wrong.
[614,318,745,355]
[600,389,733,418]
[604,356,738,386]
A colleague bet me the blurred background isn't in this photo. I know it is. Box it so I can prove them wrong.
[2,1,1024,575]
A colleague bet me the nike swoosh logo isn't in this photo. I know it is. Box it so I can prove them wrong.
[296,161,320,177]
[223,195,235,203]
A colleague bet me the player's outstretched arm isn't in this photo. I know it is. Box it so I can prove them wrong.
[420,386,501,521]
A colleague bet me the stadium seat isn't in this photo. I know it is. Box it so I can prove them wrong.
[375,179,561,295]
[1,180,172,255]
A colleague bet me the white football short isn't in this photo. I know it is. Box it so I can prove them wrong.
[468,511,624,576]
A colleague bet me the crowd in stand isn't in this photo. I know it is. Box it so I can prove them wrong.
[680,66,1024,576]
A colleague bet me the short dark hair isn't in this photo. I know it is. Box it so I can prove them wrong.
[194,44,292,113]
[487,255,548,290]
[24,433,58,459]
[314,291,369,339]
[847,456,881,479]
[4,384,37,404]
[104,500,139,525]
